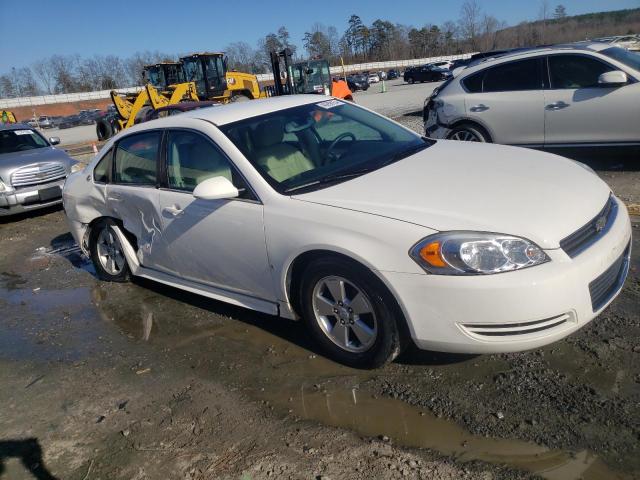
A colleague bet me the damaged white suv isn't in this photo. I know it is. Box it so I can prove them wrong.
[63,95,631,368]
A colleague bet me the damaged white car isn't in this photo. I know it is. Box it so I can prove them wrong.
[63,95,631,368]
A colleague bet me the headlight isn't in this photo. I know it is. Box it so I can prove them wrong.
[410,232,549,275]
[71,163,84,173]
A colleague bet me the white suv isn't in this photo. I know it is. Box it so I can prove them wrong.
[424,43,640,148]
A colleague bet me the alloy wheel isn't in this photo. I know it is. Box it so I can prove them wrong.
[449,129,481,142]
[312,275,378,353]
[96,227,126,275]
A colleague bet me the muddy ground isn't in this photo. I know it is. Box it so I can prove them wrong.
[1,116,639,479]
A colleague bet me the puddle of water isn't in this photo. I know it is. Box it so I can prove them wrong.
[262,385,626,480]
[2,256,633,479]
[0,287,109,362]
[0,271,27,290]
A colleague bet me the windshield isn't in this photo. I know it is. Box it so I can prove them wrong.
[0,128,49,154]
[219,100,430,194]
[147,66,165,88]
[601,46,640,72]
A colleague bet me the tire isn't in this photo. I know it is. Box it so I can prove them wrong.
[299,257,403,369]
[134,106,152,125]
[96,119,113,141]
[447,123,491,142]
[89,219,131,282]
[407,77,414,84]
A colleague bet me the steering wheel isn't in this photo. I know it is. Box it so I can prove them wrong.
[325,132,356,164]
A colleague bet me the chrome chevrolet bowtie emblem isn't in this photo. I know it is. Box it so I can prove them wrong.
[595,215,607,233]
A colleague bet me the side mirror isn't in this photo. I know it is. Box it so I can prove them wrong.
[49,137,60,145]
[598,70,628,86]
[193,176,238,201]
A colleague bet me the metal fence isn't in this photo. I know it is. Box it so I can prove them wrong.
[0,52,473,109]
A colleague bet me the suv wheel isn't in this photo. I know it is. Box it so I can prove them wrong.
[299,257,403,369]
[447,124,490,142]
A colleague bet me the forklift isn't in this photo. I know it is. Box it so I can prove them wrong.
[269,48,353,101]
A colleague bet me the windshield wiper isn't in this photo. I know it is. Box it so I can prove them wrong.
[284,141,432,194]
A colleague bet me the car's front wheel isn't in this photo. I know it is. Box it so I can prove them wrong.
[300,257,403,369]
[406,77,414,84]
[89,219,130,282]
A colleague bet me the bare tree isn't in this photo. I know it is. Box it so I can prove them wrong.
[459,0,483,50]
[33,60,56,94]
[539,0,550,43]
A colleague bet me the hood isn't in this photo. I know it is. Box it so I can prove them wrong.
[0,147,76,177]
[293,141,610,249]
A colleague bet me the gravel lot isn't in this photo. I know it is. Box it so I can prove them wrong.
[1,81,638,480]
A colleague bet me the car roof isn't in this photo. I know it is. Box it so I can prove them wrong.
[0,122,33,131]
[125,95,328,132]
[460,41,615,74]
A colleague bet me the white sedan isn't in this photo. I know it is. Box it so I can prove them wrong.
[63,95,631,368]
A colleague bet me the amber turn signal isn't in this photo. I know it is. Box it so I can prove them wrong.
[419,241,446,267]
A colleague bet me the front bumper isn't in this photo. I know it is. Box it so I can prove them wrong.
[0,178,65,216]
[381,197,632,354]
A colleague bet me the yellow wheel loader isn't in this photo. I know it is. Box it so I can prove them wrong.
[1,110,17,124]
[180,52,264,103]
[99,62,197,140]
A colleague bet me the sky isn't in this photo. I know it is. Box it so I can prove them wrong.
[1,0,638,71]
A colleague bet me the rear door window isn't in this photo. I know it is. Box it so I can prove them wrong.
[548,54,614,89]
[114,131,161,185]
[482,58,542,92]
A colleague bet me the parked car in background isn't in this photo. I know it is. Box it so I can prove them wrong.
[0,123,80,216]
[404,64,452,84]
[26,118,38,128]
[37,116,54,129]
[423,43,640,148]
[378,71,387,80]
[368,73,380,83]
[58,115,82,129]
[346,74,370,91]
[386,69,399,79]
[63,95,631,368]
[431,60,454,70]
[594,35,640,51]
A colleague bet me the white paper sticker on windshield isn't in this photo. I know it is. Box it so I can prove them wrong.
[316,99,343,109]
[14,129,33,135]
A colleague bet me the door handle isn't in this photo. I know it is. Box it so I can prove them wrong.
[162,205,184,217]
[470,104,489,112]
[546,101,569,110]
[108,193,122,202]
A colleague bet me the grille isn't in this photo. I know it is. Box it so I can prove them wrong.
[11,163,66,187]
[589,241,631,312]
[560,196,616,258]
[460,313,572,338]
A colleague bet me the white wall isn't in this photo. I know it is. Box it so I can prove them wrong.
[0,53,472,108]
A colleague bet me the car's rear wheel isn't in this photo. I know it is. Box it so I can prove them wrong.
[447,124,490,142]
[407,77,414,84]
[299,257,403,369]
[89,219,130,282]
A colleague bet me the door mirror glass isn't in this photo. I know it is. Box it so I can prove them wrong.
[598,70,628,86]
[193,176,239,200]
[49,136,60,145]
